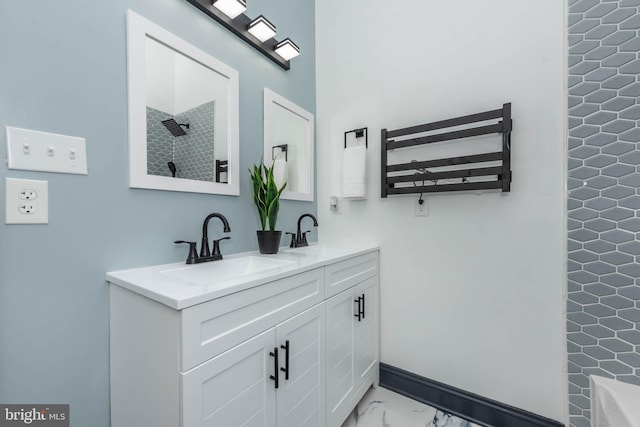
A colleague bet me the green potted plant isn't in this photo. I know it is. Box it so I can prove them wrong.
[249,161,287,254]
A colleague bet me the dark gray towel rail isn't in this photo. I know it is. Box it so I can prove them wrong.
[380,103,512,197]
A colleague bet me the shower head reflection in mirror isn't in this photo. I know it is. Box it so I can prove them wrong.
[263,88,315,201]
[161,119,189,138]
[127,10,239,195]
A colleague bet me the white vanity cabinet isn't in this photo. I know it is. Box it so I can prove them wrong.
[108,246,378,427]
[325,254,379,427]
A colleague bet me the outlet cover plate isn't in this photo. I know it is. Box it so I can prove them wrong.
[415,196,429,217]
[5,178,48,224]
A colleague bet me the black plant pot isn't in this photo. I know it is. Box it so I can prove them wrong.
[256,230,282,254]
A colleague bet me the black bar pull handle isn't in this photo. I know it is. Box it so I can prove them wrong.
[354,296,362,321]
[269,347,279,389]
[280,340,290,380]
[361,293,366,319]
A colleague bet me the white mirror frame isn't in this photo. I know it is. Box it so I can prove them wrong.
[127,10,240,195]
[263,88,315,201]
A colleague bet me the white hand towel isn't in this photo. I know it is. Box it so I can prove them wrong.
[272,153,288,190]
[342,146,367,199]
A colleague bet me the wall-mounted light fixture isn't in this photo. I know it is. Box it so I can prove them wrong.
[274,38,300,61]
[212,0,246,19]
[185,0,299,70]
[248,15,276,42]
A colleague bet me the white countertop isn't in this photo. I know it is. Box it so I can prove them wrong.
[106,244,379,310]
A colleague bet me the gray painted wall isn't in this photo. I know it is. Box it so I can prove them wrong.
[568,0,640,426]
[0,0,315,425]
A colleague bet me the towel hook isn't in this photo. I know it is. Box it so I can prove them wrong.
[344,127,368,149]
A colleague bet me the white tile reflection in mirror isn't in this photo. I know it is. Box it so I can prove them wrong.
[264,88,314,201]
[127,10,239,195]
[342,387,482,427]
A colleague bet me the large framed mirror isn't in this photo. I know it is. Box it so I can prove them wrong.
[127,10,239,195]
[263,88,314,201]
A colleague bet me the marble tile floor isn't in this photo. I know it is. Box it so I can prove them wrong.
[342,386,483,427]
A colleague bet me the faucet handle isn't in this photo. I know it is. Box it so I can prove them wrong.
[300,230,311,244]
[285,232,296,248]
[212,237,231,257]
[174,240,198,264]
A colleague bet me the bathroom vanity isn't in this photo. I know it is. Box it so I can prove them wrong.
[107,244,379,427]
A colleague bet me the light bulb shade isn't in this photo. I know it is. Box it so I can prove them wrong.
[274,38,300,61]
[248,15,277,42]
[212,0,246,19]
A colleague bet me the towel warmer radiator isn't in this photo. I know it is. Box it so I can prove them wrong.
[380,103,512,197]
[215,160,228,183]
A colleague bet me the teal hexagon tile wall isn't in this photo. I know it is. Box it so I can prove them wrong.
[147,106,174,177]
[568,1,640,426]
[174,101,216,182]
[146,101,216,181]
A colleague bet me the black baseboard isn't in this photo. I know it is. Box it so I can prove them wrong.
[379,363,564,427]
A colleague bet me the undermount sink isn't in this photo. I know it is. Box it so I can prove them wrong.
[107,244,377,309]
[159,256,296,285]
[283,244,352,257]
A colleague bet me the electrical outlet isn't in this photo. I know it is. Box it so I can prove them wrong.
[415,196,429,217]
[18,189,37,200]
[5,178,48,224]
[18,204,36,214]
[329,196,339,213]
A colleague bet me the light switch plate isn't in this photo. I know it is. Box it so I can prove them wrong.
[5,178,49,224]
[6,126,88,174]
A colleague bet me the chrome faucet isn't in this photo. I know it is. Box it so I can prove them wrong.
[287,213,318,248]
[175,212,231,264]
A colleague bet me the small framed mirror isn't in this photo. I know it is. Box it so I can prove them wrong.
[263,88,314,201]
[127,10,239,195]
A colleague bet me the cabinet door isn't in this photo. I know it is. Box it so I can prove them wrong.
[353,277,379,392]
[181,328,278,427]
[325,290,357,427]
[275,304,326,427]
